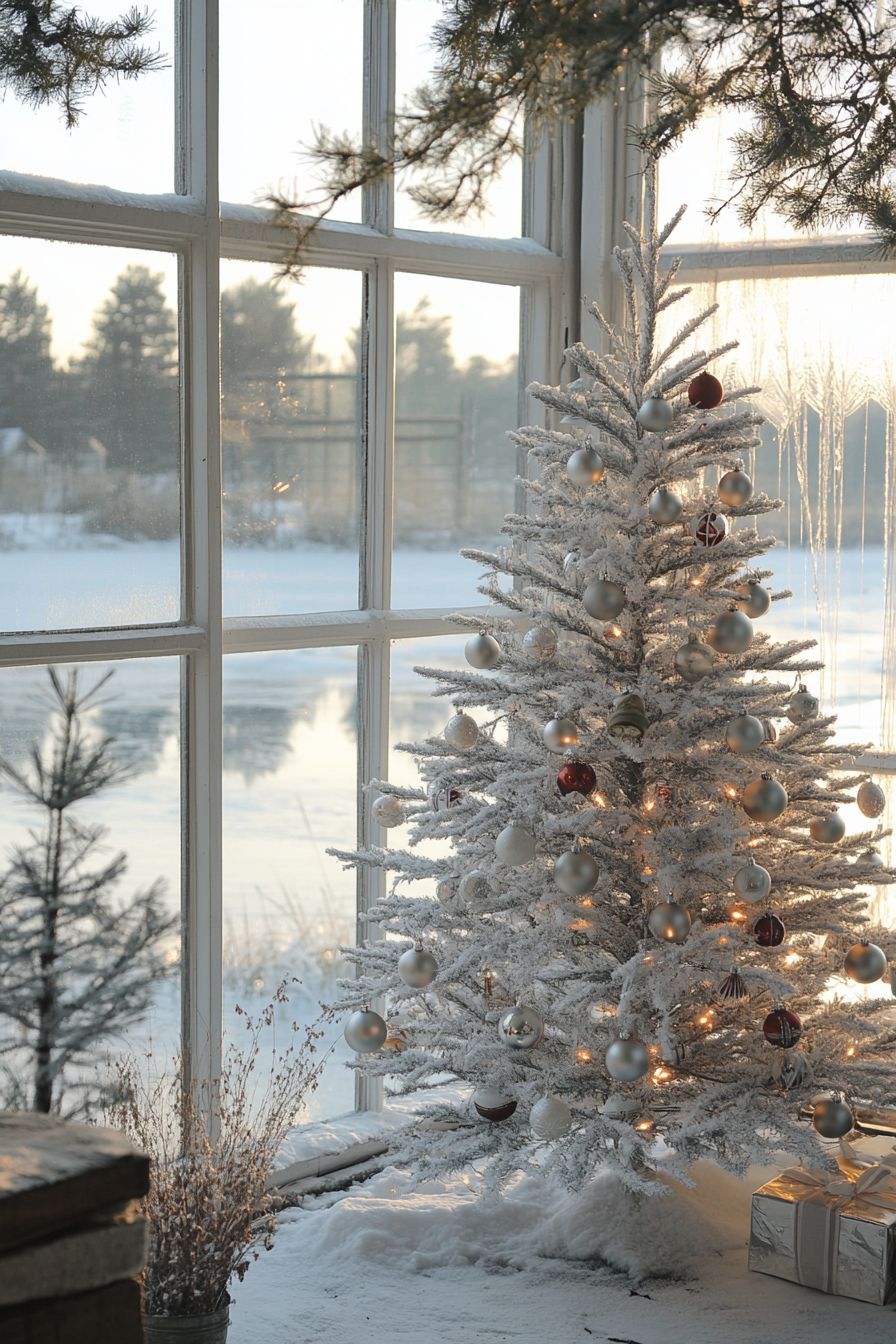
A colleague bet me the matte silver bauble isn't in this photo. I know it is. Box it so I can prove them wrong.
[498,1004,545,1050]
[844,939,888,984]
[717,464,754,507]
[786,685,819,724]
[566,446,605,486]
[553,847,599,896]
[397,945,438,988]
[691,510,730,546]
[530,1095,573,1139]
[674,632,716,683]
[812,1094,855,1140]
[495,823,537,866]
[372,794,405,828]
[344,1008,388,1053]
[583,578,626,622]
[809,812,846,844]
[563,552,581,588]
[648,900,692,944]
[472,1088,517,1123]
[436,877,457,905]
[725,711,765,754]
[444,712,479,750]
[857,781,886,819]
[742,774,788,823]
[707,607,754,655]
[732,856,772,903]
[649,487,683,524]
[861,848,886,868]
[523,625,558,659]
[736,579,771,619]
[637,395,674,432]
[605,1035,650,1083]
[459,870,490,902]
[543,717,579,754]
[465,631,501,670]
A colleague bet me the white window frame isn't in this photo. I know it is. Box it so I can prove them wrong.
[0,6,891,1115]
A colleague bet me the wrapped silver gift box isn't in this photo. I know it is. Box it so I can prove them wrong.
[749,1163,896,1305]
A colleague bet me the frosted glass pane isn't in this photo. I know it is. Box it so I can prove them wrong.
[219,0,363,219]
[0,0,174,194]
[0,236,180,631]
[221,261,362,617]
[394,0,522,237]
[223,648,358,1121]
[391,273,519,609]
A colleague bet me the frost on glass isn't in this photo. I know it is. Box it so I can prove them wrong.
[391,273,519,609]
[0,0,174,195]
[222,648,358,1121]
[0,237,180,631]
[221,261,362,617]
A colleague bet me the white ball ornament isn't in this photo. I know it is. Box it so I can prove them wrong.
[444,712,479,750]
[732,856,772,903]
[343,1007,388,1054]
[857,781,886,819]
[809,812,846,844]
[530,1096,573,1140]
[725,711,766,753]
[498,1004,545,1050]
[637,395,673,432]
[583,578,626,621]
[495,823,537,866]
[372,794,405,828]
[605,1035,650,1083]
[707,607,754,655]
[523,625,558,660]
[844,939,888,984]
[397,945,438,988]
[553,846,599,895]
[649,486,683,525]
[737,579,772,619]
[566,445,605,486]
[717,463,754,507]
[786,685,819,724]
[543,717,579,754]
[465,631,501,670]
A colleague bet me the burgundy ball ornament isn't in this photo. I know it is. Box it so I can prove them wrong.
[812,1094,855,1140]
[605,1035,650,1083]
[465,631,501,670]
[844,939,888,985]
[397,945,438,988]
[648,899,692,944]
[498,1004,545,1050]
[725,711,765,754]
[543,717,579,754]
[786,685,819,725]
[691,510,730,547]
[558,760,597,797]
[637,395,674,432]
[717,966,748,1002]
[707,607,754,655]
[472,1088,517,1123]
[649,486,684,525]
[732,856,772,903]
[566,445,605,486]
[857,781,886,819]
[583,578,626,622]
[809,812,846,845]
[688,371,724,410]
[737,579,772,619]
[431,786,462,812]
[755,911,786,948]
[674,632,716,683]
[717,463,754,507]
[553,846,599,895]
[762,1003,803,1048]
[742,774,788,823]
[344,1007,388,1054]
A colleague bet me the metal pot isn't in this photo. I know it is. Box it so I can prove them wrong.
[144,1301,230,1344]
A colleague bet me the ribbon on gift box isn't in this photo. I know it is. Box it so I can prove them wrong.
[779,1144,896,1293]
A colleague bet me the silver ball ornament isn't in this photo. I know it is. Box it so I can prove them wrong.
[530,1095,572,1140]
[737,579,771,619]
[543,717,579,754]
[372,794,405,828]
[707,607,754,655]
[495,823,537,866]
[809,812,846,844]
[648,900,692,944]
[498,1004,545,1050]
[742,775,788,823]
[637,396,673,432]
[563,552,582,589]
[472,1088,517,1123]
[857,781,886,819]
[444,712,479,750]
[812,1094,855,1140]
[344,1007,388,1054]
[674,632,716,683]
[436,877,457,905]
[717,465,754,507]
[397,945,438,988]
[600,1092,642,1122]
[583,578,626,621]
[553,847,599,896]
[861,848,886,868]
[523,625,558,660]
[762,718,778,744]
[725,711,765,754]
[566,446,605,486]
[465,631,501,670]
[732,856,772,903]
[649,487,683,525]
[459,870,490,902]
[605,1035,650,1083]
[786,685,819,724]
[844,939,888,985]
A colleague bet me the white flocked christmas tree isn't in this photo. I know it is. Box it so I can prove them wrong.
[331,166,896,1194]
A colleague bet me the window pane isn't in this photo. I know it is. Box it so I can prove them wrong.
[394,0,522,237]
[391,273,519,609]
[219,0,363,219]
[0,657,180,1114]
[0,0,174,194]
[223,648,358,1121]
[0,237,180,632]
[221,261,362,617]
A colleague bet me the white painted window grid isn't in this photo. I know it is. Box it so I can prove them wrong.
[0,7,892,1108]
